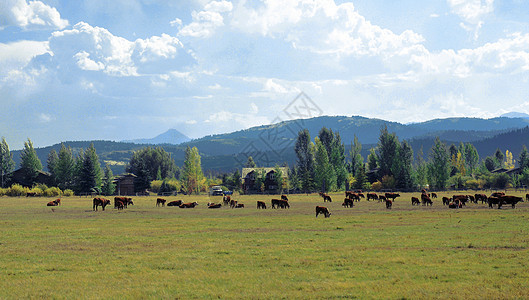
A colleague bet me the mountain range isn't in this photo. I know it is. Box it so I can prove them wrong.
[10,115,529,174]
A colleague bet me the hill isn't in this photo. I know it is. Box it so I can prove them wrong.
[122,129,190,145]
[10,116,529,174]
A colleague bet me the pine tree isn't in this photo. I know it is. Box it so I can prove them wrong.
[102,164,116,196]
[127,147,176,192]
[415,146,427,189]
[377,126,399,178]
[295,129,315,193]
[393,140,414,190]
[78,143,102,194]
[20,138,43,186]
[232,169,241,192]
[349,135,363,177]
[245,156,256,168]
[0,137,15,188]
[314,138,336,192]
[464,143,479,175]
[55,144,75,190]
[519,145,529,170]
[47,149,58,186]
[367,148,378,171]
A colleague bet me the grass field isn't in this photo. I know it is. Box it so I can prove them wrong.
[1,191,529,299]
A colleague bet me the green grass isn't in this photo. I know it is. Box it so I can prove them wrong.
[1,191,529,299]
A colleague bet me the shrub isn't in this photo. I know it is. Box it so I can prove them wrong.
[43,187,62,197]
[381,175,395,189]
[7,184,28,197]
[150,180,163,193]
[371,181,383,191]
[63,189,74,196]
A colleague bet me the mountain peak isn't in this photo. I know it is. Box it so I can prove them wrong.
[500,112,529,119]
[123,129,191,145]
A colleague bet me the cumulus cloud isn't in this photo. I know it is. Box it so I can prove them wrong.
[447,0,494,38]
[0,0,68,30]
[179,0,233,38]
[0,40,49,77]
[48,22,191,76]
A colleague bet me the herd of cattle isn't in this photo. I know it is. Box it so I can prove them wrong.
[41,189,527,217]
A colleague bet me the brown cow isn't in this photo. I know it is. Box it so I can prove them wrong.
[46,201,58,206]
[452,195,468,206]
[490,192,505,198]
[342,198,354,208]
[475,193,487,204]
[257,201,267,209]
[167,200,183,207]
[281,195,289,201]
[156,198,166,207]
[52,199,61,205]
[115,196,133,208]
[421,193,433,206]
[348,193,360,202]
[367,192,378,201]
[116,200,124,210]
[431,192,437,199]
[179,202,199,208]
[319,192,332,202]
[498,195,523,209]
[385,192,400,201]
[271,199,289,209]
[315,206,331,218]
[411,197,420,206]
[230,199,238,208]
[442,196,450,205]
[93,197,110,211]
[385,199,392,209]
[378,195,387,202]
[234,203,244,208]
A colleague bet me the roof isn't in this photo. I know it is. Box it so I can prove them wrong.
[242,167,289,178]
[491,167,520,174]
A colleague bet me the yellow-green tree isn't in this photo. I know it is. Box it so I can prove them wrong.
[504,150,515,169]
[182,146,205,195]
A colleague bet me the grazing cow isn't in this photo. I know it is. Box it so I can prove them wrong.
[490,192,505,198]
[342,198,354,208]
[468,195,476,204]
[116,200,124,210]
[488,196,500,208]
[431,192,437,199]
[452,195,468,206]
[498,195,523,209]
[114,196,133,208]
[281,195,289,201]
[46,201,58,206]
[156,198,167,207]
[442,197,450,206]
[385,199,392,209]
[315,206,331,218]
[448,199,462,209]
[167,200,183,207]
[385,192,400,201]
[475,193,487,204]
[208,203,222,209]
[421,193,433,206]
[234,203,244,208]
[378,195,387,202]
[319,192,332,202]
[257,201,267,209]
[367,192,378,201]
[93,198,110,211]
[179,202,199,208]
[279,199,290,209]
[411,197,420,206]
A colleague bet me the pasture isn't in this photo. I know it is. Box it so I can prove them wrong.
[1,191,529,299]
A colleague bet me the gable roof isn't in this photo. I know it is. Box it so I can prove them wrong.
[241,167,289,179]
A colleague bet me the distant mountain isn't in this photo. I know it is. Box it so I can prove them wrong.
[500,112,529,119]
[123,129,190,145]
[10,116,529,174]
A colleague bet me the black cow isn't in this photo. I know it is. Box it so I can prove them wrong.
[315,206,331,218]
[257,201,267,209]
[167,200,183,207]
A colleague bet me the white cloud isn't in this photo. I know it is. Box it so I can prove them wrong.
[170,18,183,28]
[0,0,68,30]
[179,1,233,38]
[0,40,49,76]
[447,0,494,38]
[39,113,54,123]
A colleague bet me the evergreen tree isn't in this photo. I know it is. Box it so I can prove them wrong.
[330,132,347,190]
[519,145,529,170]
[47,149,58,186]
[367,148,378,171]
[73,149,85,193]
[20,138,43,186]
[415,146,427,189]
[101,164,116,196]
[314,138,336,192]
[55,144,75,190]
[494,148,504,168]
[484,156,496,172]
[349,135,363,177]
[354,164,367,190]
[427,138,450,190]
[464,143,479,175]
[377,126,399,178]
[127,147,177,192]
[274,165,285,193]
[245,156,256,168]
[231,169,241,192]
[78,143,102,194]
[181,146,205,195]
[295,129,315,193]
[393,140,414,190]
[0,137,15,188]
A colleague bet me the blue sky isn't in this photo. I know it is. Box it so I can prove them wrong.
[1,0,529,149]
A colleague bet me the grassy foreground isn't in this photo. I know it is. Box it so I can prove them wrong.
[1,191,529,299]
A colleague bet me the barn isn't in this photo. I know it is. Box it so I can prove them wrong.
[242,167,288,194]
[113,173,137,196]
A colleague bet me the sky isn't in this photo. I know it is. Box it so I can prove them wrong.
[2,0,529,149]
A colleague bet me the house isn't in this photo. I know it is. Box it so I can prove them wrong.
[242,167,288,193]
[491,167,521,175]
[113,173,137,195]
[8,168,53,187]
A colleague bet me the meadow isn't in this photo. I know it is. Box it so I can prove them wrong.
[1,191,529,299]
